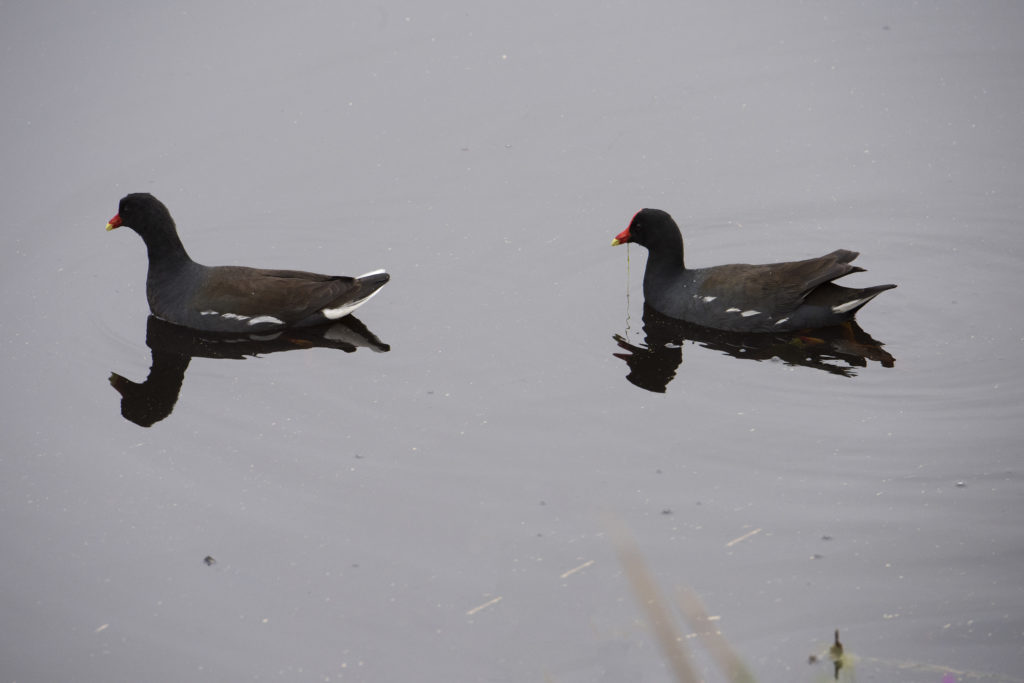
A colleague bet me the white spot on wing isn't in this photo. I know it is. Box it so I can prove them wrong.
[247,315,284,326]
[702,296,717,303]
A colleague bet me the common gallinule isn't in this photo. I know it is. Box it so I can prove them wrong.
[106,193,389,333]
[612,209,894,333]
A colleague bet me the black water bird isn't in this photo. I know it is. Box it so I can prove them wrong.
[612,208,894,332]
[106,193,389,332]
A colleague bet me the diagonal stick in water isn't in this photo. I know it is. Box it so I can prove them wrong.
[609,519,699,683]
[675,586,756,683]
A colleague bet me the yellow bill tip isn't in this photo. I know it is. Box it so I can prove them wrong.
[611,238,622,246]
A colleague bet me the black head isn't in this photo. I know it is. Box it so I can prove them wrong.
[106,193,189,262]
[612,208,682,252]
[106,193,175,238]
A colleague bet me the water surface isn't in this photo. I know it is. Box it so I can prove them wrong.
[2,2,1022,681]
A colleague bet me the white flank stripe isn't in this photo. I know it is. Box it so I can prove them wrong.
[247,315,284,326]
[222,313,250,321]
[200,310,218,316]
[702,296,717,303]
[725,307,741,313]
[774,317,790,326]
[740,310,761,317]
[831,297,869,314]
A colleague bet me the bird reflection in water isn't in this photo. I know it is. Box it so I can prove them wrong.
[614,304,894,392]
[110,315,389,427]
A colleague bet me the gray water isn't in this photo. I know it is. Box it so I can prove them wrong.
[2,2,1022,681]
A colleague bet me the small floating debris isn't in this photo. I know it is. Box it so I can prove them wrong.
[466,596,502,616]
[808,629,845,680]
